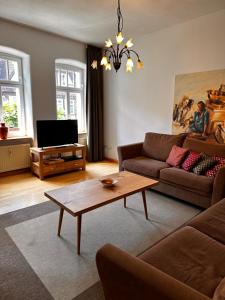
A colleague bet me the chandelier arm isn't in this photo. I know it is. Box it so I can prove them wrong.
[110,46,117,57]
[123,51,129,59]
[104,48,114,57]
[105,49,117,64]
[120,48,130,57]
[119,46,129,57]
[127,49,140,60]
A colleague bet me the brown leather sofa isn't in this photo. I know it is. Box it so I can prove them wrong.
[96,198,225,300]
[118,132,225,208]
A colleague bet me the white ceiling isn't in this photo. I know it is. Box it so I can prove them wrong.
[0,0,225,45]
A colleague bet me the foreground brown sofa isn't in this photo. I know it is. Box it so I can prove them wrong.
[96,198,225,300]
[118,132,225,208]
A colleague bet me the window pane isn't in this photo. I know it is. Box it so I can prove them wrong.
[55,69,60,86]
[55,64,85,132]
[68,71,74,88]
[70,92,82,131]
[69,93,77,119]
[8,60,19,82]
[56,91,67,119]
[1,86,20,128]
[0,58,8,81]
[75,71,81,88]
[60,69,67,87]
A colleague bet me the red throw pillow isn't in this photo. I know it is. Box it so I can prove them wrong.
[166,145,189,167]
[205,160,225,177]
[182,151,202,171]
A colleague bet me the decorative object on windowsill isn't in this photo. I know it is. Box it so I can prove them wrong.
[91,0,143,73]
[0,122,8,140]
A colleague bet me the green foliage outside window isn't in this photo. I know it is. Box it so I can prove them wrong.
[2,102,18,128]
[57,107,66,120]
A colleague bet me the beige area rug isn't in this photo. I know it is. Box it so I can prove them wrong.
[6,191,200,300]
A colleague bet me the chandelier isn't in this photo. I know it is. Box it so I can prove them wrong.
[91,0,143,72]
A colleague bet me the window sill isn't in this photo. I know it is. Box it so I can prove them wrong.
[0,136,33,146]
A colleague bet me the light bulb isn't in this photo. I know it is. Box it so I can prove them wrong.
[116,32,124,44]
[101,56,108,66]
[105,62,112,71]
[137,60,144,70]
[126,66,133,73]
[126,39,134,48]
[126,58,134,68]
[105,39,113,48]
[91,60,98,69]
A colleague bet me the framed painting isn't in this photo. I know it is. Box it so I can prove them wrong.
[172,69,225,143]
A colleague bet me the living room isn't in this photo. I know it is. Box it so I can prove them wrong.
[0,1,225,300]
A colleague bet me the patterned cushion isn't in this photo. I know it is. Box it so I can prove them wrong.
[213,156,225,163]
[182,151,202,171]
[205,161,225,177]
[166,145,189,167]
[193,156,217,175]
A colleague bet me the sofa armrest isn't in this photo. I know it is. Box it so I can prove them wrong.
[117,142,143,171]
[96,244,210,300]
[212,166,225,205]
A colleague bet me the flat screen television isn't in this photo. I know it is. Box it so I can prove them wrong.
[36,120,78,148]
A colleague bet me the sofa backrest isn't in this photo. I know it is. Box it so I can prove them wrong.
[142,132,187,161]
[183,138,225,158]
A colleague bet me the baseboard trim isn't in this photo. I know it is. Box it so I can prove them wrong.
[104,157,118,163]
[0,168,31,177]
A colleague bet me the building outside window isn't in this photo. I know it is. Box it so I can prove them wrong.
[0,53,25,135]
[55,63,86,133]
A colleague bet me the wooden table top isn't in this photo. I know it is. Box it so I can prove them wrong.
[44,171,158,216]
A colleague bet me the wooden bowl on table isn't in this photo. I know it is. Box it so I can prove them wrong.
[100,178,118,188]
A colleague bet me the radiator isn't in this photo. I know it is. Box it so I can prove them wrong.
[0,144,30,173]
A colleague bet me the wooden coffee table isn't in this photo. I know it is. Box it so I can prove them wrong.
[44,171,158,255]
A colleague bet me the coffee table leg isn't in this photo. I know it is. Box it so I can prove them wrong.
[142,190,148,220]
[77,215,82,255]
[57,208,64,236]
[124,197,127,208]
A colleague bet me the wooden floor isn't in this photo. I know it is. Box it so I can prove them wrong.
[0,161,118,215]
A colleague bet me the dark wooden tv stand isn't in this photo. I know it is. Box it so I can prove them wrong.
[30,144,86,180]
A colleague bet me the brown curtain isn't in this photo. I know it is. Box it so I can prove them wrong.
[86,45,104,162]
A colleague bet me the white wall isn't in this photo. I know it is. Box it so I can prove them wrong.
[104,9,225,159]
[0,18,86,140]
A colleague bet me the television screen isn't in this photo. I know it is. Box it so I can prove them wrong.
[36,120,78,148]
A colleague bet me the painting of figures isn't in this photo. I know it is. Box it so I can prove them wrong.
[172,69,225,144]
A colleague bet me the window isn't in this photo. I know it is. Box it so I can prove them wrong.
[0,53,25,135]
[55,63,85,133]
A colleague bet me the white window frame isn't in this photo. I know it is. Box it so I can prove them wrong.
[55,63,86,133]
[0,52,25,136]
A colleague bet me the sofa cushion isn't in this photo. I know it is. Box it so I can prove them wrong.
[206,161,225,177]
[183,138,225,158]
[139,226,225,298]
[214,156,225,163]
[166,145,189,167]
[182,151,202,171]
[122,156,170,178]
[188,199,225,245]
[142,132,187,162]
[193,156,217,175]
[160,167,214,195]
